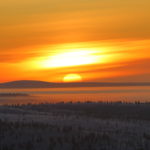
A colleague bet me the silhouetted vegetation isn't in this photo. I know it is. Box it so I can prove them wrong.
[0,93,29,97]
[9,101,150,121]
[0,102,150,150]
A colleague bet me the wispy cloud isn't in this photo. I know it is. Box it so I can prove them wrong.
[0,0,150,82]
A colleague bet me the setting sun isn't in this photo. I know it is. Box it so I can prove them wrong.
[63,74,82,82]
[0,0,150,84]
[0,0,150,149]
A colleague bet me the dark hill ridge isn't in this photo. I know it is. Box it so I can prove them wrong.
[0,80,56,88]
[0,80,150,88]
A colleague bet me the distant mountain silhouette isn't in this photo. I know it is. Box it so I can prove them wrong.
[0,80,150,88]
[0,80,56,88]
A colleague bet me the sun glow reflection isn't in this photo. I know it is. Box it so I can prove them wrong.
[39,48,105,69]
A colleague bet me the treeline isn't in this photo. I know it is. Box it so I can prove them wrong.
[0,93,29,97]
[6,101,150,121]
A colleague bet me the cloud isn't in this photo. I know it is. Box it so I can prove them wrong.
[0,0,150,51]
[0,51,41,63]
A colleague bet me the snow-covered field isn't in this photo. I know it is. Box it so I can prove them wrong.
[0,103,150,150]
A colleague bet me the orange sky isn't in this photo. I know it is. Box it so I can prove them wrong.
[0,0,150,83]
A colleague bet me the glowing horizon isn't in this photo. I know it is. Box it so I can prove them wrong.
[0,0,150,83]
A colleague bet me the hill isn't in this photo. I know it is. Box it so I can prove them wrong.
[0,80,150,88]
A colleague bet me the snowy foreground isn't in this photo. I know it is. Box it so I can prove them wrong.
[0,102,150,150]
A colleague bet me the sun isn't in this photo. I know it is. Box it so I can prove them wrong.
[63,74,82,82]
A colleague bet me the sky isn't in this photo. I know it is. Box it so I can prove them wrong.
[0,0,150,83]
